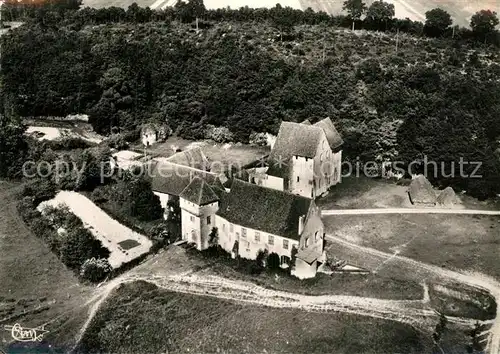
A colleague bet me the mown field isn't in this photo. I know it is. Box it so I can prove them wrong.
[77,280,439,354]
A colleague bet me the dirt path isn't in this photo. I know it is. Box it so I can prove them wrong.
[72,260,493,352]
[322,208,500,215]
[325,234,500,354]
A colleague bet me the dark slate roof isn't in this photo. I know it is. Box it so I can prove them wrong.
[408,175,436,204]
[217,179,312,240]
[166,147,210,171]
[148,160,222,197]
[270,121,322,160]
[179,177,220,205]
[314,117,344,149]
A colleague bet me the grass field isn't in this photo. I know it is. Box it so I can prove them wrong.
[0,181,93,353]
[77,280,439,354]
[324,212,500,280]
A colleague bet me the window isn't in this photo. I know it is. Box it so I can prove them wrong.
[296,176,300,183]
[268,235,274,245]
[283,239,289,250]
[255,232,260,242]
[207,216,211,225]
[305,237,310,247]
[190,215,194,222]
[230,224,234,233]
[242,228,247,238]
[315,231,319,241]
[222,223,226,232]
[191,230,196,241]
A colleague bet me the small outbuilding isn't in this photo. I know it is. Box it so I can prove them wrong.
[141,123,169,147]
[408,175,436,206]
[437,186,458,207]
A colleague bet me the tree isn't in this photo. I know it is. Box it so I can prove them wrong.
[343,0,367,31]
[470,10,499,42]
[366,0,395,31]
[424,8,452,37]
[80,257,112,283]
[188,0,206,30]
[432,312,448,353]
[208,227,218,246]
[466,321,484,353]
[60,227,110,270]
[267,252,281,270]
[0,120,28,179]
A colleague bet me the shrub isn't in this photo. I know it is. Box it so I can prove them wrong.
[59,227,110,269]
[267,252,281,270]
[80,258,112,283]
[248,132,268,146]
[106,134,129,150]
[22,178,57,204]
[205,125,234,143]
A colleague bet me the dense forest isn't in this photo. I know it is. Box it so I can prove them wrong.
[1,1,500,199]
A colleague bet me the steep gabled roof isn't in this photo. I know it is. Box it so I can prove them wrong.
[166,147,210,171]
[217,179,312,240]
[408,175,436,204]
[314,117,343,150]
[179,177,220,205]
[270,121,323,161]
[147,160,222,197]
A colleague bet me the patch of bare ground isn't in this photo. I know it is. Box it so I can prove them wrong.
[317,176,500,211]
[323,213,500,280]
[0,181,94,352]
[76,280,435,354]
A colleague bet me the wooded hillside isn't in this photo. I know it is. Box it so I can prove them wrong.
[2,5,500,199]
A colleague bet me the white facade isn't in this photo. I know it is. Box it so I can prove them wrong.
[180,198,219,251]
[290,155,315,198]
[215,215,299,266]
[153,191,170,219]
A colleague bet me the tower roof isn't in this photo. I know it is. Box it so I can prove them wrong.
[179,176,220,205]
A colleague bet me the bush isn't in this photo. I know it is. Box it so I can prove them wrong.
[60,227,110,269]
[205,125,234,143]
[106,133,129,150]
[80,258,112,283]
[248,132,268,146]
[22,178,57,204]
[47,137,93,151]
[267,252,281,270]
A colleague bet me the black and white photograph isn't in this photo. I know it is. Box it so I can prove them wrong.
[0,0,499,353]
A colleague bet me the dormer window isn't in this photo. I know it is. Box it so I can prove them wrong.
[305,238,310,247]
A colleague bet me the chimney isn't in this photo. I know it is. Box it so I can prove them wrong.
[298,215,305,235]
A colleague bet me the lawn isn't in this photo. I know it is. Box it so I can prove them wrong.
[77,280,439,354]
[133,136,270,174]
[0,181,93,353]
[323,213,500,280]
